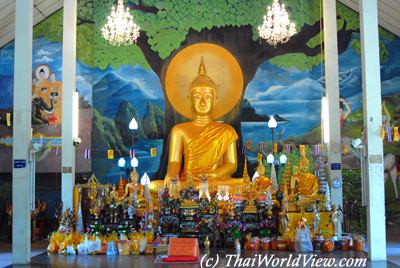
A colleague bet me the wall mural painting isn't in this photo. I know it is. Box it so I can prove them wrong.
[0,36,92,173]
[0,0,399,227]
[91,63,165,183]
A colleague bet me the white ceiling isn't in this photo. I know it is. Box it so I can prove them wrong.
[0,0,63,48]
[338,0,400,38]
[0,0,399,49]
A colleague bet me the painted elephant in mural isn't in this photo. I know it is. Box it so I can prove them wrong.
[32,97,54,125]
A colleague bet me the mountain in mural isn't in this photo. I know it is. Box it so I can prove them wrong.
[92,108,127,157]
[114,100,146,146]
[92,65,164,119]
[104,82,163,118]
[241,98,287,122]
[241,98,268,122]
[142,102,165,139]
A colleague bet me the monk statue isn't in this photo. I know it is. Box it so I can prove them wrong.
[150,57,243,194]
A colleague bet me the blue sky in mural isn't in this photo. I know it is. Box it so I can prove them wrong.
[0,37,93,106]
[0,37,166,111]
[243,33,400,145]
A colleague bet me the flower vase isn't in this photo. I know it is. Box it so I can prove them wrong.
[235,238,241,254]
[204,235,211,254]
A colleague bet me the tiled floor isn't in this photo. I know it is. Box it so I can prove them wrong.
[387,235,400,266]
[1,238,399,268]
[2,248,400,268]
[0,240,48,268]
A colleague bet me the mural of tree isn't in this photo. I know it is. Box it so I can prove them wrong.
[34,0,394,178]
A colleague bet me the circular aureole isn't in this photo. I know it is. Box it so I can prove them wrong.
[165,43,244,119]
[34,64,50,81]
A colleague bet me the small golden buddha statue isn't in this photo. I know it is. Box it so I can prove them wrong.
[290,148,319,196]
[123,168,145,205]
[253,158,272,192]
[244,198,257,213]
[150,57,243,195]
[109,184,121,205]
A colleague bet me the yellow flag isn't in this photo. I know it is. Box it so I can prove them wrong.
[246,140,252,149]
[150,147,157,157]
[394,127,399,142]
[273,143,278,153]
[382,127,385,140]
[6,113,11,126]
[107,150,114,159]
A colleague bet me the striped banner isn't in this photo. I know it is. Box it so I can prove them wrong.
[387,126,392,142]
[259,142,267,156]
[84,147,90,159]
[129,147,135,159]
[285,144,291,155]
[314,144,320,156]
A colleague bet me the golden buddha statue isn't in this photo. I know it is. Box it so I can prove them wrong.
[123,168,145,205]
[253,158,272,192]
[290,147,319,196]
[108,184,121,205]
[150,57,243,194]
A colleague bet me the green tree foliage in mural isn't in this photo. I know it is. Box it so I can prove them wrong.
[33,0,95,66]
[35,0,395,178]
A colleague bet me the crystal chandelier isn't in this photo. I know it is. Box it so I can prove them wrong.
[258,0,297,47]
[101,0,140,46]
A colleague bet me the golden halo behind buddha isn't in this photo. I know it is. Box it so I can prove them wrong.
[165,43,244,119]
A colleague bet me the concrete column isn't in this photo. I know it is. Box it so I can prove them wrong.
[12,0,33,264]
[359,0,386,261]
[322,0,343,217]
[61,0,77,210]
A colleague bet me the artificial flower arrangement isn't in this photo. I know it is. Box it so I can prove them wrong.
[225,220,243,240]
[259,216,276,238]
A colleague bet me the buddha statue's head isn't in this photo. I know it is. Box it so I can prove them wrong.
[189,57,217,116]
[256,158,266,175]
